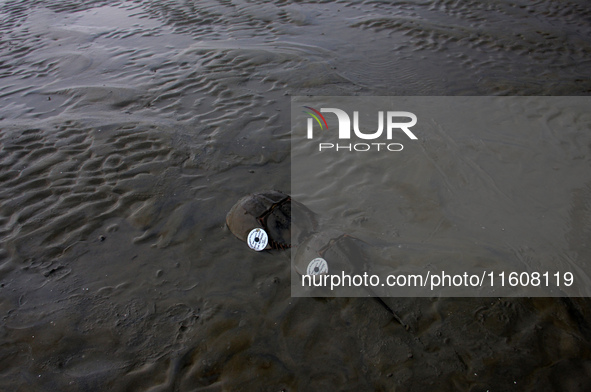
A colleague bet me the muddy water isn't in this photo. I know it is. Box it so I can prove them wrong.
[1,0,591,391]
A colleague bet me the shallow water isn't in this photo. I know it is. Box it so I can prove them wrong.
[1,0,591,390]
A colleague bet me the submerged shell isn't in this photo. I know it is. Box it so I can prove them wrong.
[226,190,317,250]
[293,230,370,276]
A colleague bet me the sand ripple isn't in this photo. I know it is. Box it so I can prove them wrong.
[1,0,591,390]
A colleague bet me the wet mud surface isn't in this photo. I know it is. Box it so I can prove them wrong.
[1,0,591,390]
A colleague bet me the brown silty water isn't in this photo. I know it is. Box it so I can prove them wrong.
[1,0,591,391]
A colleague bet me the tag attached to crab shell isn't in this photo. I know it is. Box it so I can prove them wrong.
[306,257,328,275]
[247,228,268,251]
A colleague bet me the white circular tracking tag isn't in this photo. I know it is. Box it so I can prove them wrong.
[247,228,268,251]
[307,258,328,275]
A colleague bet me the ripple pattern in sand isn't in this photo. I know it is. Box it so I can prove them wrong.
[1,0,591,391]
[0,120,188,268]
[344,0,591,94]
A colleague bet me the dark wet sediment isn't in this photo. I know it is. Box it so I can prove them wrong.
[1,0,591,391]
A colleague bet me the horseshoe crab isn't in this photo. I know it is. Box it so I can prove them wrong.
[293,229,369,277]
[226,190,318,250]
[226,190,406,326]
